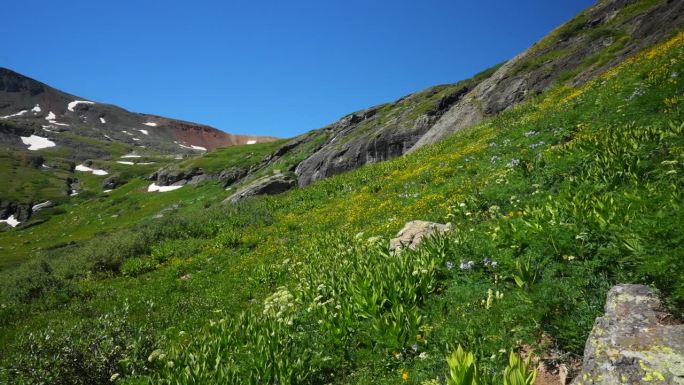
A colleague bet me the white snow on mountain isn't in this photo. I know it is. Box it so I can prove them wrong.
[20,135,56,150]
[67,100,95,112]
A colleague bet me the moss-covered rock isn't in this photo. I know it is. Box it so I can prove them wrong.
[572,285,684,385]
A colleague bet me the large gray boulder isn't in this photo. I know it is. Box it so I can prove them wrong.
[389,220,452,254]
[223,172,296,203]
[572,284,684,385]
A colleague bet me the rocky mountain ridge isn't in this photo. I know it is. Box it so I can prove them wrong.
[150,0,683,197]
[0,67,278,155]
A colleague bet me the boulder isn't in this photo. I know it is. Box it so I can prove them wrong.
[389,220,452,253]
[223,172,296,203]
[0,200,32,222]
[218,167,249,187]
[571,284,684,385]
[102,176,122,190]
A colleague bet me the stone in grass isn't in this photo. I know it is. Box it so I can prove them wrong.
[389,220,452,254]
[571,284,684,385]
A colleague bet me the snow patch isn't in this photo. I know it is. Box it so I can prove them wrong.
[1,110,27,119]
[121,154,141,158]
[122,130,133,136]
[0,215,20,227]
[116,161,135,165]
[67,100,95,112]
[75,164,108,176]
[148,183,183,192]
[132,138,141,141]
[177,143,206,151]
[44,111,69,127]
[143,122,157,127]
[137,162,156,165]
[32,201,52,212]
[246,140,257,145]
[32,104,42,113]
[21,135,56,150]
[137,129,149,135]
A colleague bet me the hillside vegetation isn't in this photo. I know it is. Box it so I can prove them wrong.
[1,24,682,385]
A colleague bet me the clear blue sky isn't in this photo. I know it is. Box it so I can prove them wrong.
[4,0,595,138]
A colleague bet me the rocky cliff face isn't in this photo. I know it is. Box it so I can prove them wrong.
[292,77,492,186]
[278,0,683,187]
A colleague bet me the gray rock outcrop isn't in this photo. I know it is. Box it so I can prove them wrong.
[223,172,297,203]
[572,284,684,385]
[389,220,452,253]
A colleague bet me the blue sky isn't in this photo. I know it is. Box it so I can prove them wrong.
[4,0,594,138]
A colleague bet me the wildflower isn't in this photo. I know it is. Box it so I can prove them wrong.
[529,141,545,149]
[482,257,497,268]
[460,261,475,270]
[402,369,410,381]
[419,352,429,360]
[666,170,677,174]
[446,261,455,270]
[489,142,497,147]
[672,71,679,78]
[506,159,520,168]
[411,343,419,352]
[628,88,645,100]
[491,155,500,163]
[110,373,120,382]
[503,139,512,146]
[148,349,164,362]
[524,130,537,137]
[459,202,467,208]
[486,289,494,309]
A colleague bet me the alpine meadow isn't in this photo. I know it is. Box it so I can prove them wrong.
[1,1,683,384]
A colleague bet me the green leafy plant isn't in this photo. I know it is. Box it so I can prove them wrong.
[503,351,538,385]
[513,258,537,290]
[446,345,480,385]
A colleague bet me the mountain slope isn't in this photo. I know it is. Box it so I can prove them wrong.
[0,68,277,153]
[412,0,684,149]
[1,23,682,385]
[0,68,278,226]
[112,0,683,195]
[269,0,682,186]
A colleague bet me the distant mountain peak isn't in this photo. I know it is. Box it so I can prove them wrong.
[0,67,278,153]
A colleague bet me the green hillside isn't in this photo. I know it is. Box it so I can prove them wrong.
[1,25,682,385]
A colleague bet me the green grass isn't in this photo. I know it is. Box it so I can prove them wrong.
[0,29,683,385]
[510,0,664,83]
[170,140,286,174]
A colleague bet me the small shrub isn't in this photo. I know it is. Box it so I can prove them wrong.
[121,257,157,277]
